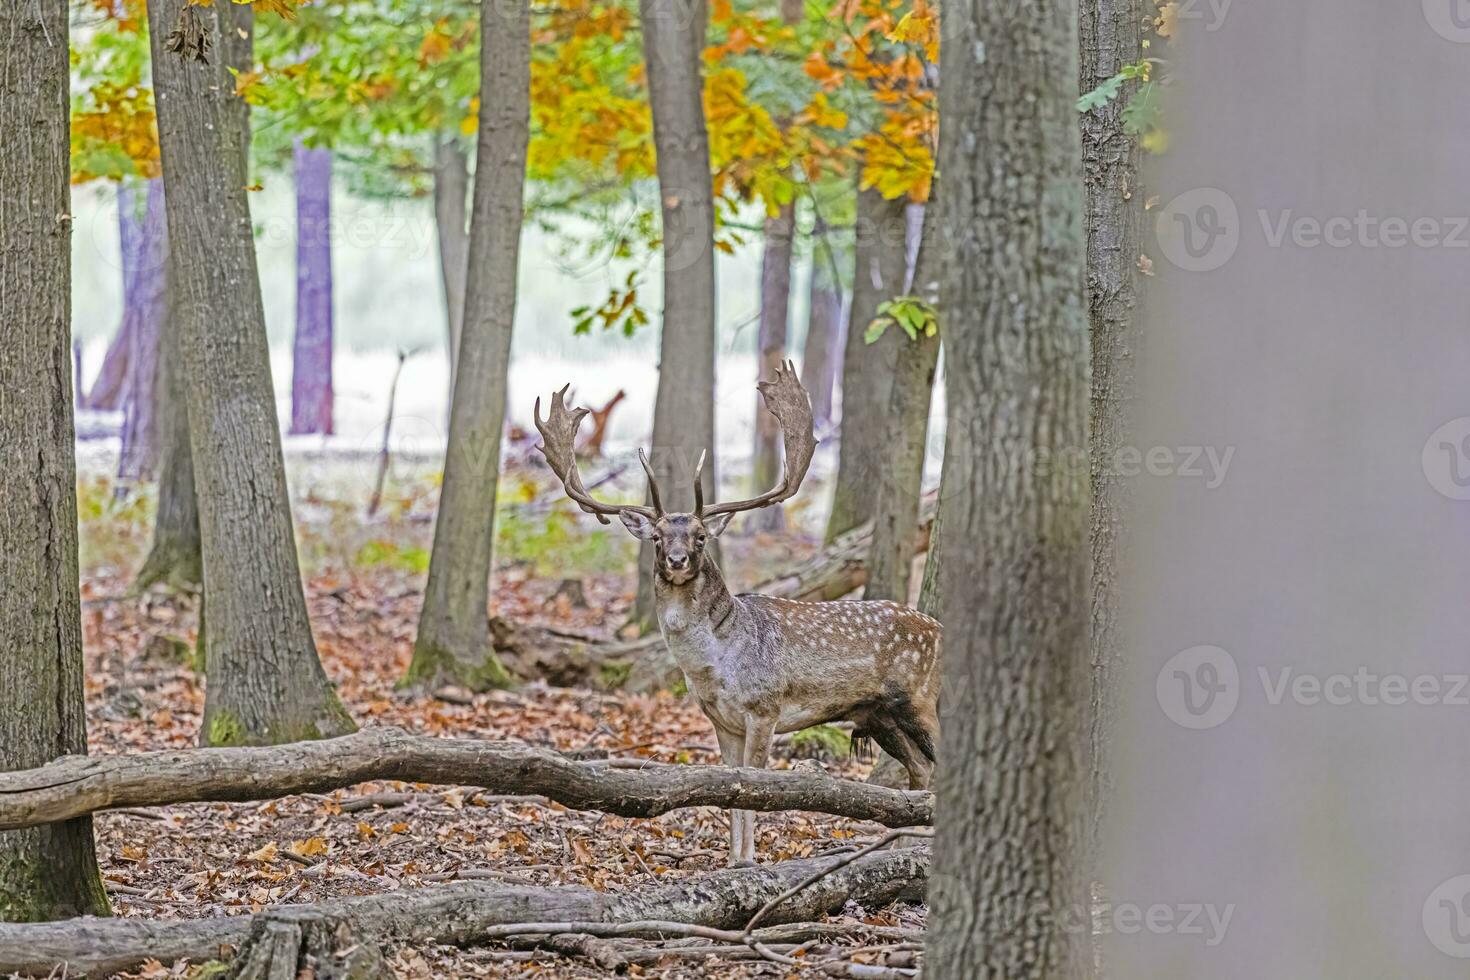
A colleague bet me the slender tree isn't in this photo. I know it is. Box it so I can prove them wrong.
[134,279,202,593]
[925,0,1092,973]
[407,0,531,690]
[633,0,719,628]
[290,141,335,436]
[824,182,907,542]
[799,223,843,430]
[88,181,168,412]
[748,205,795,533]
[148,0,354,744]
[1081,0,1144,861]
[0,0,111,921]
[863,202,940,605]
[433,135,471,384]
[118,180,170,483]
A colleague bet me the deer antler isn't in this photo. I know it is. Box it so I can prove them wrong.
[534,385,661,525]
[698,360,817,518]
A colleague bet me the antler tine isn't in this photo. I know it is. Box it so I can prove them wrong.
[534,385,657,525]
[701,360,818,519]
[692,449,707,515]
[638,449,664,516]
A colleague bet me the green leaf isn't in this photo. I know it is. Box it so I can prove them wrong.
[864,318,890,344]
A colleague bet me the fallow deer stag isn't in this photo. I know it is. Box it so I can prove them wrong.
[534,363,941,865]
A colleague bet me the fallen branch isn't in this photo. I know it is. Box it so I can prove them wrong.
[0,726,933,832]
[0,845,928,977]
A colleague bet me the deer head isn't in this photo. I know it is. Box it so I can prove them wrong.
[534,361,818,585]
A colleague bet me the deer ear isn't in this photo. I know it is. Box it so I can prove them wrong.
[620,511,658,541]
[703,512,735,538]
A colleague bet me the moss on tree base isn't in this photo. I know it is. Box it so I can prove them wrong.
[401,642,515,693]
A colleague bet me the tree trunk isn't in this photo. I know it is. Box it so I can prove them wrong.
[289,142,335,436]
[0,0,111,922]
[633,0,719,630]
[407,0,530,691]
[117,179,169,483]
[824,183,907,542]
[1,848,926,978]
[433,136,470,385]
[87,181,168,413]
[147,0,354,746]
[1080,0,1143,868]
[747,206,794,533]
[133,278,202,593]
[799,222,842,430]
[924,0,1091,973]
[862,202,940,605]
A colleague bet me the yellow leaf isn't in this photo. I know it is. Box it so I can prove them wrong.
[289,837,328,857]
[247,841,278,863]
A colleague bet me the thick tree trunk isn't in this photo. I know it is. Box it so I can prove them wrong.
[148,0,353,745]
[117,180,168,483]
[633,0,719,630]
[290,142,335,436]
[408,0,530,691]
[433,136,471,384]
[0,848,927,978]
[747,206,794,533]
[824,183,907,542]
[925,0,1092,973]
[1080,0,1143,867]
[799,224,842,430]
[133,279,202,592]
[862,202,940,605]
[0,0,111,922]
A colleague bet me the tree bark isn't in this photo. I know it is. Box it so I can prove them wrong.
[925,0,1092,972]
[824,184,907,542]
[0,727,932,832]
[117,179,168,483]
[407,0,530,691]
[0,847,927,978]
[799,222,842,430]
[433,135,471,385]
[148,0,354,746]
[862,203,940,605]
[0,0,111,922]
[133,276,202,592]
[290,141,335,436]
[1080,0,1143,867]
[632,0,719,630]
[747,206,794,533]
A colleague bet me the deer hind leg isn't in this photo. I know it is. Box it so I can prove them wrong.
[714,725,748,867]
[738,715,778,865]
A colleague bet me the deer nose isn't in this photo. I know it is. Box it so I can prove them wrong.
[667,554,690,570]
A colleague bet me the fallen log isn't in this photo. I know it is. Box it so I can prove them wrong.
[0,846,928,977]
[0,726,932,832]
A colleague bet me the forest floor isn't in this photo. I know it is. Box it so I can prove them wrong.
[72,451,924,979]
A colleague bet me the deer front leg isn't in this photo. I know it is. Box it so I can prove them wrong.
[739,715,778,865]
[713,725,748,867]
